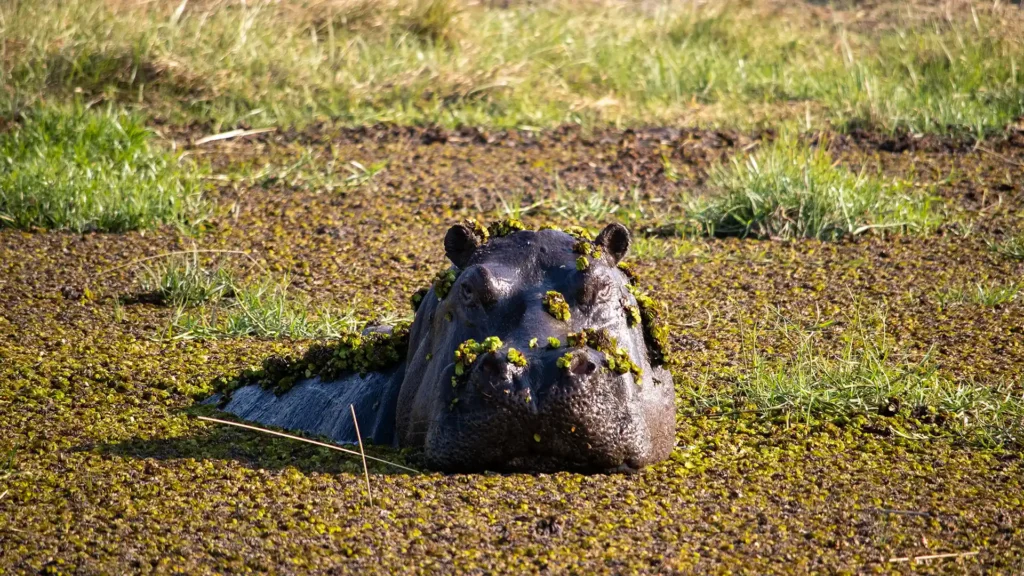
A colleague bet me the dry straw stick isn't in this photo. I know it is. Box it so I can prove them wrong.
[888,549,974,561]
[351,404,373,507]
[196,416,419,474]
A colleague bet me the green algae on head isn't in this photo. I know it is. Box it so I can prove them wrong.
[454,336,504,377]
[628,285,671,365]
[543,290,571,322]
[564,226,594,241]
[507,348,527,367]
[230,324,412,394]
[462,218,490,244]
[486,218,526,238]
[432,268,459,300]
[624,304,641,327]
[567,328,642,377]
[410,287,429,311]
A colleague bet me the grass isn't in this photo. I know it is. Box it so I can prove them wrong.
[169,279,365,340]
[130,254,377,339]
[1,0,1022,135]
[935,282,1021,308]
[0,106,205,232]
[221,149,387,194]
[990,234,1024,261]
[136,252,239,307]
[683,307,1024,448]
[690,137,938,240]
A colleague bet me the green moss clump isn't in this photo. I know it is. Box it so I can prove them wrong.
[629,286,671,365]
[564,226,594,241]
[463,218,490,243]
[454,336,504,377]
[576,255,589,271]
[487,218,526,237]
[454,339,481,376]
[624,304,641,327]
[480,335,503,353]
[556,352,576,370]
[617,261,638,284]
[572,239,602,260]
[432,268,460,300]
[507,348,527,367]
[547,336,562,348]
[529,337,539,348]
[235,324,411,394]
[410,287,429,311]
[567,328,641,377]
[538,224,561,232]
[543,290,571,322]
[605,347,642,377]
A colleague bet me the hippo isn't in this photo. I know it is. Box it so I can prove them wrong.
[215,220,675,472]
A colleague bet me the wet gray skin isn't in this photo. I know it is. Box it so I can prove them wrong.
[218,223,676,472]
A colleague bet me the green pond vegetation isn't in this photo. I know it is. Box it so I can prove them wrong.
[2,0,1024,571]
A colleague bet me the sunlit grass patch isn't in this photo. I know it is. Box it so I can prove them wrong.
[683,308,1024,448]
[990,234,1024,261]
[221,150,387,194]
[169,280,365,340]
[935,282,1021,309]
[0,107,205,232]
[136,253,239,307]
[1,0,1021,134]
[690,138,939,240]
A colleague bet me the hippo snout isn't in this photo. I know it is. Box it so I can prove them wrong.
[466,346,631,414]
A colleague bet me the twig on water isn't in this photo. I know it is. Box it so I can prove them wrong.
[351,405,374,507]
[196,416,420,474]
[889,551,979,564]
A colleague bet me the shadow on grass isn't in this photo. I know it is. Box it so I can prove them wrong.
[78,404,417,477]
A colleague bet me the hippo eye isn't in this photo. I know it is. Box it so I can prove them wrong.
[459,267,498,307]
[579,274,615,307]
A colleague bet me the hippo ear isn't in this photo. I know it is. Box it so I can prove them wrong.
[596,223,631,264]
[444,223,479,268]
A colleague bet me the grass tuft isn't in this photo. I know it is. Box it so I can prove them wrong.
[691,137,937,240]
[683,307,1024,448]
[170,279,364,340]
[136,253,238,307]
[990,234,1024,261]
[935,282,1021,309]
[404,0,463,45]
[0,107,205,232]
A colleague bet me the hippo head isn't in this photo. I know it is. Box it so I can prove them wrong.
[396,221,676,472]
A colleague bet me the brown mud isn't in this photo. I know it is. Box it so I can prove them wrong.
[1,125,1023,573]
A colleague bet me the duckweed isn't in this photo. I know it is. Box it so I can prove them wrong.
[4,123,1024,573]
[454,336,504,377]
[564,226,594,241]
[486,218,526,238]
[507,348,527,367]
[542,291,571,322]
[432,268,459,300]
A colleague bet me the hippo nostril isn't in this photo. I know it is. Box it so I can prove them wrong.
[479,354,506,375]
[571,359,598,376]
